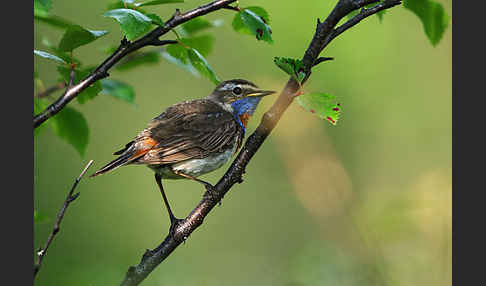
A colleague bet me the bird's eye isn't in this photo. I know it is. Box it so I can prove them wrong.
[232,87,242,95]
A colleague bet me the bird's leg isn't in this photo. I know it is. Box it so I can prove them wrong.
[173,170,219,202]
[154,174,181,228]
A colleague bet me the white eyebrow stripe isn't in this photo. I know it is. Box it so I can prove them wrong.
[222,83,257,91]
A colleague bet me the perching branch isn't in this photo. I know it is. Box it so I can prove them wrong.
[34,160,94,278]
[119,0,401,285]
[33,0,238,129]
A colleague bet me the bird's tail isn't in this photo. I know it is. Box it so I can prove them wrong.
[90,152,133,177]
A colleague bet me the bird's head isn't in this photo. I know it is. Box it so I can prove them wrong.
[207,79,276,131]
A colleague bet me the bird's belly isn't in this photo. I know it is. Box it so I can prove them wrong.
[156,147,236,179]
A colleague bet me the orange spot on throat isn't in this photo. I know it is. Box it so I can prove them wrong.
[239,113,251,128]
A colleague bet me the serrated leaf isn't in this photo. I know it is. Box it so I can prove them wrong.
[403,0,449,46]
[34,50,66,64]
[181,17,214,35]
[116,51,161,70]
[50,107,90,156]
[57,66,102,104]
[179,34,214,57]
[273,57,306,83]
[34,210,50,224]
[100,79,135,104]
[232,6,273,43]
[146,13,164,26]
[58,25,108,52]
[187,48,220,85]
[135,0,184,7]
[297,93,341,125]
[104,9,153,41]
[34,97,51,137]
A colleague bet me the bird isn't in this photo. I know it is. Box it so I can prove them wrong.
[90,79,275,226]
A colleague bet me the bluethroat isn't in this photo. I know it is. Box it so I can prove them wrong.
[91,79,275,225]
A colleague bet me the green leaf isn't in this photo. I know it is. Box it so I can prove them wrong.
[179,34,214,57]
[166,44,189,63]
[187,48,220,85]
[164,43,219,82]
[243,6,270,24]
[34,210,50,224]
[104,9,153,41]
[58,25,108,52]
[34,50,66,64]
[33,0,75,29]
[34,97,51,137]
[116,51,161,70]
[34,0,52,17]
[273,57,306,83]
[135,0,184,7]
[164,45,220,84]
[297,93,341,125]
[161,51,199,77]
[100,79,135,104]
[181,17,214,35]
[57,66,102,104]
[40,38,83,66]
[146,13,164,26]
[50,107,90,156]
[403,0,449,46]
[232,6,273,43]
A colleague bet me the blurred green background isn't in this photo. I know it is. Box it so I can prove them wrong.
[34,0,452,285]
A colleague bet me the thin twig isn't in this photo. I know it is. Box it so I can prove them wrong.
[222,4,240,11]
[33,0,237,129]
[323,0,403,49]
[68,66,76,87]
[36,82,66,99]
[34,160,94,277]
[313,57,334,66]
[119,1,402,285]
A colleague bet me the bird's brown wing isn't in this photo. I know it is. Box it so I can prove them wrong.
[132,99,244,165]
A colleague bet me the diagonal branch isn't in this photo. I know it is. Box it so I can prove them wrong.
[34,160,94,277]
[119,0,402,285]
[33,0,237,129]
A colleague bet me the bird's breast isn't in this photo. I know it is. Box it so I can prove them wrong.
[170,146,237,178]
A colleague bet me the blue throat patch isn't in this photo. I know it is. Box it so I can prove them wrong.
[231,97,262,132]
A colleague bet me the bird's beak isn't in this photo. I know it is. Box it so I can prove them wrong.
[247,89,277,97]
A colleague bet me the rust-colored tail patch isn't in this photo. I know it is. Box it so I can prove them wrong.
[90,137,159,177]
